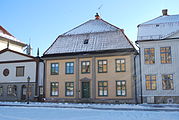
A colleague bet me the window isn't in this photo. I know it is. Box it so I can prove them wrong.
[162,74,174,90]
[66,62,74,74]
[50,82,59,96]
[116,59,126,72]
[160,47,172,64]
[51,63,59,75]
[16,66,24,77]
[145,75,157,90]
[84,39,89,44]
[81,61,90,74]
[98,60,107,73]
[144,48,155,64]
[0,86,3,96]
[98,81,108,96]
[116,81,126,96]
[7,85,17,96]
[65,82,74,96]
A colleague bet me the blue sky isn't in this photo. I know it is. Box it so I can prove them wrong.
[1,0,179,56]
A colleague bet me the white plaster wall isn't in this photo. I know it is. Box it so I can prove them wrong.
[0,51,31,61]
[0,62,36,83]
[139,39,179,96]
[0,40,23,53]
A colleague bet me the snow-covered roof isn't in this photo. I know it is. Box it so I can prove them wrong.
[44,17,134,55]
[0,26,26,46]
[137,11,179,41]
[140,14,179,25]
[63,19,119,35]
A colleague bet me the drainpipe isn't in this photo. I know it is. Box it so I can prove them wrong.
[135,43,143,104]
[134,53,138,104]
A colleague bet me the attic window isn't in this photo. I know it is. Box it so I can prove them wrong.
[156,24,159,27]
[84,39,89,44]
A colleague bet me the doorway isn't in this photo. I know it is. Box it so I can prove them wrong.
[81,82,90,98]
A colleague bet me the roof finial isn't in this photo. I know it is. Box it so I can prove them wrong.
[95,13,100,19]
[37,48,39,57]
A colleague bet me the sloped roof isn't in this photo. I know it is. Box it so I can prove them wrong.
[0,26,26,47]
[63,19,119,35]
[44,18,135,56]
[140,14,179,26]
[0,48,37,60]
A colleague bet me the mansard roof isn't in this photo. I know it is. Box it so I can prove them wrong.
[44,16,135,56]
[139,14,179,26]
[137,10,179,42]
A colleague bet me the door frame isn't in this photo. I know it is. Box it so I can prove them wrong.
[81,81,90,98]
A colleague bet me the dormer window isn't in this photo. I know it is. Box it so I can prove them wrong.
[84,39,89,44]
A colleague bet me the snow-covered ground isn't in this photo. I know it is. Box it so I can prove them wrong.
[0,102,179,120]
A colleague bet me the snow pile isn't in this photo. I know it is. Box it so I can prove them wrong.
[1,101,179,110]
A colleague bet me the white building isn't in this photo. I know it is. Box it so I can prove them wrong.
[0,26,26,52]
[0,48,44,101]
[136,9,179,103]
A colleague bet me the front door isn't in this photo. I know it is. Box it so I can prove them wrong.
[82,82,90,98]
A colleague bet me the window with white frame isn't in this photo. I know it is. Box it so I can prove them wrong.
[51,63,59,75]
[116,59,126,72]
[66,62,74,74]
[98,81,108,96]
[65,82,74,96]
[116,80,126,96]
[98,60,107,73]
[50,82,59,96]
[81,61,90,73]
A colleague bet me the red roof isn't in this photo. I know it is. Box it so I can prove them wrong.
[0,26,14,37]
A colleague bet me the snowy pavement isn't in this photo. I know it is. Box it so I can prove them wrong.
[0,105,179,120]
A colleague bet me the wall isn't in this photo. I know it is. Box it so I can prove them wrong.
[139,39,179,97]
[0,39,23,53]
[45,53,135,102]
[0,62,36,83]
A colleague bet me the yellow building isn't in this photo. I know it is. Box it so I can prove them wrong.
[42,14,138,103]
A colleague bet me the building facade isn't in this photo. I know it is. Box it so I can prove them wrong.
[136,9,179,104]
[0,48,44,101]
[43,14,138,103]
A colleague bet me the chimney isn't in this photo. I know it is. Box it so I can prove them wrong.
[121,29,124,33]
[95,13,100,19]
[162,9,168,16]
